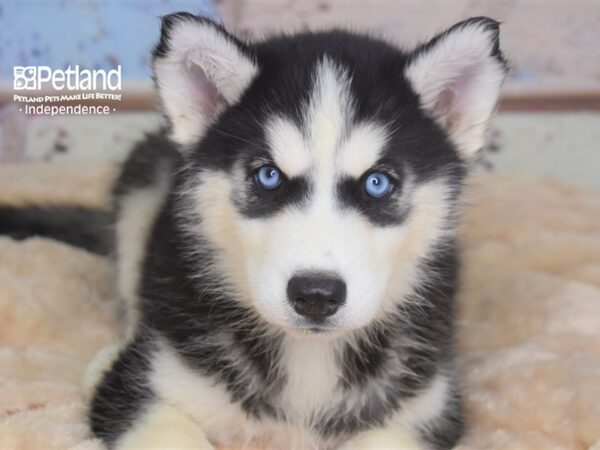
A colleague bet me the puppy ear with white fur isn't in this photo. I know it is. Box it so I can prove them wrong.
[152,13,258,147]
[405,17,507,158]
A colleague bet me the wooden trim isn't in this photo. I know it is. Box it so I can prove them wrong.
[499,90,600,111]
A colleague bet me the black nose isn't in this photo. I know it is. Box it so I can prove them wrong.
[287,273,347,322]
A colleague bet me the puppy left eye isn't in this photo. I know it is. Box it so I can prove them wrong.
[364,172,392,198]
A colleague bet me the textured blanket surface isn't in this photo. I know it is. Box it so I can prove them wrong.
[0,162,599,450]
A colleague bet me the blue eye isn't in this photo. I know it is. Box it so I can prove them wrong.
[364,172,392,198]
[256,165,282,190]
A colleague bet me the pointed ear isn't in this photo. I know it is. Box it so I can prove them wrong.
[404,17,507,158]
[152,13,258,147]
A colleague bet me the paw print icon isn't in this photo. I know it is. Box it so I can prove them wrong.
[14,67,37,90]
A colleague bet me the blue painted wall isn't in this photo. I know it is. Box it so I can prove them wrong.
[0,0,217,81]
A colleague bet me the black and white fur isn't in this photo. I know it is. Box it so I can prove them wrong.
[3,14,507,449]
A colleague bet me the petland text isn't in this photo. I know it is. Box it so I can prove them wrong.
[13,65,122,91]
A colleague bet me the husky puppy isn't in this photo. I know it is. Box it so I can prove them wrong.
[2,13,507,450]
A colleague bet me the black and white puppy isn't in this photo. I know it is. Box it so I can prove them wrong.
[86,13,507,450]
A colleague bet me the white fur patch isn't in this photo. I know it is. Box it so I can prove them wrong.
[266,116,311,178]
[308,57,352,178]
[405,20,505,157]
[278,335,342,421]
[339,122,389,178]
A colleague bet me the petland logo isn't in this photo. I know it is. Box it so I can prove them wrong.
[13,65,122,116]
[14,65,121,91]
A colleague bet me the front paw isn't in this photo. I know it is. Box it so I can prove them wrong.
[340,428,423,450]
[115,403,215,449]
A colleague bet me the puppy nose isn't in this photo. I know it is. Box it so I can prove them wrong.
[287,273,347,322]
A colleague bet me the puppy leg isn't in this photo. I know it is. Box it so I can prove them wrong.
[89,336,213,448]
[115,401,214,450]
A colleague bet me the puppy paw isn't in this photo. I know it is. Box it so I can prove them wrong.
[340,428,423,450]
[115,402,214,449]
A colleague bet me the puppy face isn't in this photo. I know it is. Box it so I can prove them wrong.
[153,15,506,335]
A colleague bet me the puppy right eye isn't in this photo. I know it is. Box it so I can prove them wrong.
[256,165,283,190]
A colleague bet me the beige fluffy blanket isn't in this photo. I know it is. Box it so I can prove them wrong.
[0,162,599,450]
